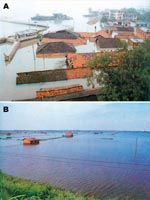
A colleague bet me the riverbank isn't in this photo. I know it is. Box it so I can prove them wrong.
[0,171,98,200]
[0,171,132,200]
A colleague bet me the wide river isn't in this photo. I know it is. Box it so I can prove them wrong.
[0,130,150,199]
[0,13,100,101]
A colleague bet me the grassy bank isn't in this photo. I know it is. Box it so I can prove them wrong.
[0,170,132,200]
[0,170,98,200]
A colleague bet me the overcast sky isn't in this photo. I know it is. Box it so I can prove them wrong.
[0,0,149,19]
[0,102,150,131]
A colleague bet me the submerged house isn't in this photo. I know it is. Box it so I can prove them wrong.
[135,27,150,40]
[36,42,76,57]
[42,30,87,45]
[23,138,40,145]
[95,36,121,51]
[65,131,74,138]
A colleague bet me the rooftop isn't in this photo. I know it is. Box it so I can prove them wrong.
[113,26,134,32]
[66,51,125,68]
[78,30,111,40]
[36,42,76,54]
[115,32,136,39]
[140,27,150,33]
[43,30,80,39]
[96,36,121,48]
[66,52,102,68]
[130,38,144,43]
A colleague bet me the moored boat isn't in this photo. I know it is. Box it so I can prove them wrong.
[15,29,39,41]
[31,13,73,21]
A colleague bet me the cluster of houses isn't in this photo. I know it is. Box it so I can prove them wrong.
[15,8,150,100]
[35,23,149,59]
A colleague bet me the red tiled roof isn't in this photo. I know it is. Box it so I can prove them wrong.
[67,52,102,68]
[77,30,111,39]
[66,52,126,68]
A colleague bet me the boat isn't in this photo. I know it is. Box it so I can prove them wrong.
[83,14,99,18]
[83,8,100,18]
[31,13,73,21]
[65,131,74,138]
[94,132,99,134]
[23,138,40,145]
[15,29,40,41]
[6,132,11,136]
[0,37,7,44]
[87,17,99,25]
[5,136,12,139]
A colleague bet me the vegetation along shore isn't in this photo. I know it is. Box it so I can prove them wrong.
[0,170,136,200]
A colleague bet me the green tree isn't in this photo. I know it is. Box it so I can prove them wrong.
[138,10,150,22]
[87,40,150,101]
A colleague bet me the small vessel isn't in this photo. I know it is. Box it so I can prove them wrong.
[65,131,74,138]
[15,29,39,41]
[83,8,100,18]
[6,133,11,136]
[87,17,99,25]
[23,138,40,145]
[5,136,12,139]
[31,13,73,21]
[0,37,7,44]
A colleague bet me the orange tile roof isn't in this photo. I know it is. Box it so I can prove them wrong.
[41,38,87,45]
[66,51,126,69]
[77,30,111,40]
[95,30,111,38]
[115,32,136,39]
[67,52,102,68]
[115,35,137,39]
[77,32,95,39]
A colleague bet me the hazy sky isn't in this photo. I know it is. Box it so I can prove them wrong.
[0,0,149,19]
[0,102,150,131]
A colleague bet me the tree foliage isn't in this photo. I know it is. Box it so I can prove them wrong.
[87,40,150,101]
[137,10,150,22]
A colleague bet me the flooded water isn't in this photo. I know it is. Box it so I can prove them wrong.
[1,130,150,199]
[0,13,100,101]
